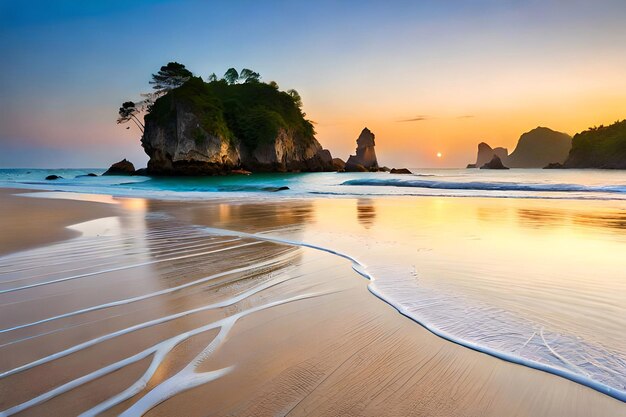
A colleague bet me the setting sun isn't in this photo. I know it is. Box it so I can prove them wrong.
[437,152,442,158]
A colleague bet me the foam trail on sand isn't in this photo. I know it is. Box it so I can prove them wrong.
[0,275,300,379]
[0,238,241,284]
[0,241,262,295]
[0,292,330,416]
[197,226,626,403]
[0,251,295,336]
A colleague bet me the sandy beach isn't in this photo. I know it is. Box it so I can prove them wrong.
[0,188,624,416]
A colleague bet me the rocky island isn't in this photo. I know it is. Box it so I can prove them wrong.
[506,127,571,168]
[118,63,334,175]
[467,142,508,168]
[468,127,571,169]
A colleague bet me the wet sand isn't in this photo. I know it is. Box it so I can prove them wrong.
[0,191,623,416]
[0,189,117,256]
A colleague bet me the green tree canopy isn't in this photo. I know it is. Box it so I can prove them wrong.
[240,68,261,83]
[287,89,302,108]
[224,68,239,85]
[150,62,193,95]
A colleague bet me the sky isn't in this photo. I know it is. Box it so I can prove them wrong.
[1,0,626,168]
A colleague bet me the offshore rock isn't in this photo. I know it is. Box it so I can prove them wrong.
[543,162,564,169]
[344,162,368,172]
[480,155,509,169]
[103,159,136,175]
[390,168,412,174]
[346,128,378,170]
[475,142,509,168]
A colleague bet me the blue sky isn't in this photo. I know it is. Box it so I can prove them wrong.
[1,0,626,168]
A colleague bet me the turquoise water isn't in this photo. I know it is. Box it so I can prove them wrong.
[1,168,625,200]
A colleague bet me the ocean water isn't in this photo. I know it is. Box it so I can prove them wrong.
[1,168,625,401]
[1,168,625,200]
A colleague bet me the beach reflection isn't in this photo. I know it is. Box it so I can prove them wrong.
[117,195,626,364]
[229,197,626,362]
[356,199,377,228]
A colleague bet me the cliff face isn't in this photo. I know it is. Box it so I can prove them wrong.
[346,128,378,169]
[507,127,571,168]
[142,101,240,175]
[244,129,332,172]
[142,77,334,174]
[475,142,508,167]
[563,120,626,169]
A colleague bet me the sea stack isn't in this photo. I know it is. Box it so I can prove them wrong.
[472,142,508,168]
[480,155,509,169]
[346,128,379,171]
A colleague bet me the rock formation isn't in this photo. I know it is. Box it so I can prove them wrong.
[344,163,368,172]
[103,159,136,175]
[473,142,508,168]
[480,155,509,169]
[563,120,626,169]
[390,168,412,174]
[346,128,378,171]
[45,175,62,180]
[543,162,563,169]
[468,127,571,168]
[140,77,335,175]
[332,158,346,171]
[507,127,571,168]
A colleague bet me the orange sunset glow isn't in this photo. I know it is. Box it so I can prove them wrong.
[2,2,626,168]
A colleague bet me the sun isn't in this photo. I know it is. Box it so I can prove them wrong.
[436,152,442,158]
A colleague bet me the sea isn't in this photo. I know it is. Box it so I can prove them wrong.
[1,168,625,401]
[1,168,626,200]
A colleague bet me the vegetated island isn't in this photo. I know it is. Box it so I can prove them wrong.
[562,120,626,169]
[117,62,336,175]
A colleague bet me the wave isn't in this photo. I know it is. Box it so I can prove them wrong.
[196,226,626,403]
[341,178,626,194]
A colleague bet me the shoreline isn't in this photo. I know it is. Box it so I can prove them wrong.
[0,189,624,415]
[0,189,118,256]
[193,225,626,403]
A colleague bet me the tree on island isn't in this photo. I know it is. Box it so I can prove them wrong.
[223,68,239,84]
[287,89,302,108]
[116,62,311,143]
[222,67,261,84]
[239,68,260,83]
[117,101,144,133]
[117,62,193,132]
[149,62,192,95]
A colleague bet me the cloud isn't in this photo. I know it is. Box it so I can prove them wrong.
[396,114,475,122]
[397,115,430,122]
